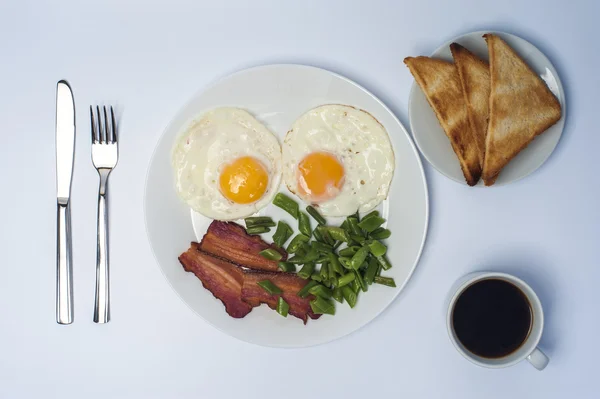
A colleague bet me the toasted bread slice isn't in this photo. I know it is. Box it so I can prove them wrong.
[482,34,562,185]
[404,56,481,185]
[450,43,490,167]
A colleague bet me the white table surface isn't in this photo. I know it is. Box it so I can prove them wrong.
[1,0,599,397]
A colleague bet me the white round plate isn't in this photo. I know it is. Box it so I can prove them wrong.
[144,64,429,347]
[408,31,566,186]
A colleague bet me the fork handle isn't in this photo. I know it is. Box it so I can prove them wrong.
[94,170,110,323]
[57,202,74,324]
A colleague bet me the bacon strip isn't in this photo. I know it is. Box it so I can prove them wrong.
[199,221,286,272]
[178,243,253,318]
[242,271,321,324]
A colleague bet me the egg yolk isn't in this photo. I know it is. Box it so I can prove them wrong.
[298,152,345,202]
[219,156,268,204]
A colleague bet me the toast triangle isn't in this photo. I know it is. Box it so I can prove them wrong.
[404,56,481,186]
[482,34,562,185]
[450,43,490,168]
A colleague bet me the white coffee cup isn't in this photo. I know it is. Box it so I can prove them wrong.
[446,272,549,370]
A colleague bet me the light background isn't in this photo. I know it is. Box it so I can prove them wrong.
[1,0,598,397]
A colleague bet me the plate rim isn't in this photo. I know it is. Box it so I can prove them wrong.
[408,30,567,187]
[143,63,430,347]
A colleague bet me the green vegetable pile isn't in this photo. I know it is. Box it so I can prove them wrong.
[245,193,396,318]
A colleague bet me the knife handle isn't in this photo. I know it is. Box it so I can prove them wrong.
[57,202,74,324]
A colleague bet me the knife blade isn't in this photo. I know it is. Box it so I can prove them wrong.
[56,80,75,324]
[56,81,75,202]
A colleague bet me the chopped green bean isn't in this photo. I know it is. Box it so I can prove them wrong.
[338,256,352,269]
[309,284,332,299]
[342,286,358,308]
[327,262,337,281]
[288,247,319,264]
[317,226,335,245]
[312,241,333,253]
[333,241,343,250]
[376,255,392,270]
[328,253,343,274]
[297,280,319,298]
[299,242,311,255]
[362,210,379,221]
[337,272,356,287]
[297,262,316,279]
[325,227,350,243]
[316,255,329,264]
[358,215,385,232]
[273,193,299,219]
[286,234,310,253]
[350,246,369,269]
[310,297,336,315]
[339,246,359,257]
[244,216,275,228]
[305,247,320,262]
[374,276,396,287]
[277,261,296,273]
[350,234,366,245]
[246,226,270,235]
[368,240,387,257]
[329,277,339,288]
[364,257,379,285]
[370,227,391,240]
[272,221,293,247]
[298,212,312,237]
[352,278,360,293]
[319,263,329,282]
[295,247,307,258]
[354,270,368,292]
[276,297,289,317]
[310,273,322,282]
[312,227,324,242]
[332,287,344,303]
[257,280,282,295]
[340,219,349,231]
[306,205,327,225]
[259,248,283,261]
[347,217,364,236]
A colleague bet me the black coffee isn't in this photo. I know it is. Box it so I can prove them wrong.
[452,278,532,358]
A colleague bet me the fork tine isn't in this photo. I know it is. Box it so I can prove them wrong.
[110,106,117,143]
[90,106,98,143]
[103,106,110,143]
[97,106,105,143]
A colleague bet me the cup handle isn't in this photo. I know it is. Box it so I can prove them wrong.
[527,347,549,370]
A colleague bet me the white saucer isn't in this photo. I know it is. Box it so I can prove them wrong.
[408,31,566,186]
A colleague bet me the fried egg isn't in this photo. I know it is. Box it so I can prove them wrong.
[283,105,395,217]
[172,108,281,220]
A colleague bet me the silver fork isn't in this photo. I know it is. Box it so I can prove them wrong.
[90,106,118,324]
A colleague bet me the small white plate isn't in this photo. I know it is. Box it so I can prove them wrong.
[144,64,429,347]
[408,31,566,186]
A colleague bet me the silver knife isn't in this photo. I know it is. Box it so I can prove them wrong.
[56,80,75,324]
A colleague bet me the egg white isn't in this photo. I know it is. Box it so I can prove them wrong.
[172,108,281,220]
[283,104,395,217]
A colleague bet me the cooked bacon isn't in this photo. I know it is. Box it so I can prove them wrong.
[242,271,321,324]
[199,221,286,272]
[178,243,253,318]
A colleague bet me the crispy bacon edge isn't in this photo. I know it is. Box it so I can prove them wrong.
[199,221,287,273]
[179,242,320,323]
[178,243,253,318]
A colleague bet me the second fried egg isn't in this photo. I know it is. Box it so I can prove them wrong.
[283,105,395,217]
